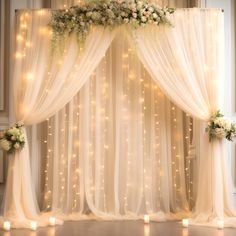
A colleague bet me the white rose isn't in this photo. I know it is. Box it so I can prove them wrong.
[132,13,137,18]
[14,142,20,150]
[141,16,147,22]
[123,18,129,23]
[86,12,92,17]
[214,117,224,126]
[121,11,126,17]
[152,13,158,19]
[148,7,154,13]
[137,1,143,6]
[0,139,11,151]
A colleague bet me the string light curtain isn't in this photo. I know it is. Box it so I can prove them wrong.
[4,10,114,227]
[42,34,192,220]
[3,8,236,228]
[132,9,236,226]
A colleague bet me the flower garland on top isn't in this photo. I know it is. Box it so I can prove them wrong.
[206,111,236,141]
[49,0,175,46]
[0,123,25,154]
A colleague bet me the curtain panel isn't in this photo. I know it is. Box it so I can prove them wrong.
[132,9,236,226]
[2,8,236,228]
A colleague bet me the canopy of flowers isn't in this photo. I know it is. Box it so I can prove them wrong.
[49,0,175,44]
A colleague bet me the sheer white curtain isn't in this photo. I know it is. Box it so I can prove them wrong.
[3,7,233,229]
[3,9,114,227]
[133,9,236,226]
[43,32,192,221]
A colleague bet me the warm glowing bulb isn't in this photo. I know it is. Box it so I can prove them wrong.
[144,215,150,224]
[3,221,11,231]
[21,24,27,28]
[49,217,56,226]
[17,35,23,41]
[15,52,22,58]
[140,98,144,103]
[26,73,34,80]
[25,41,32,47]
[217,220,224,229]
[182,219,189,228]
[30,221,37,230]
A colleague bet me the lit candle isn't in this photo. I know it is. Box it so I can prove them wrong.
[3,221,11,231]
[182,219,189,228]
[217,220,224,229]
[49,217,56,226]
[30,221,37,230]
[144,215,150,224]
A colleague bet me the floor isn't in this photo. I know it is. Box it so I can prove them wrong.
[0,221,236,236]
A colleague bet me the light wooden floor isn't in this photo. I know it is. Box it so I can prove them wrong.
[1,221,236,236]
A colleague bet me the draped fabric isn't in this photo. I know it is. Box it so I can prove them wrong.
[4,10,114,227]
[3,8,236,228]
[42,33,191,221]
[133,9,236,226]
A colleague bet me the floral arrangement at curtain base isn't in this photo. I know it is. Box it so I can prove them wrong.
[49,0,175,47]
[0,123,25,154]
[206,110,236,141]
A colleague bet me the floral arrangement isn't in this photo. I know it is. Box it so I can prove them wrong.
[0,123,25,154]
[49,0,175,45]
[206,111,236,141]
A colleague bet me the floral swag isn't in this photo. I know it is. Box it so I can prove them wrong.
[49,0,175,46]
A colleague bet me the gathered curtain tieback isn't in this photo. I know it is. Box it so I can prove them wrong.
[206,110,236,141]
[0,122,25,154]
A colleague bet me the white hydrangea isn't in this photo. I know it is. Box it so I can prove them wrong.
[7,127,20,137]
[0,139,11,151]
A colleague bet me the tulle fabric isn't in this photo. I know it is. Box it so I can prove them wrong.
[2,8,236,228]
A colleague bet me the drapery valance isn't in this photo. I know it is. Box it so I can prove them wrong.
[3,8,236,228]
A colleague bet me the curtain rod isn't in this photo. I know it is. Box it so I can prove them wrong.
[15,8,224,12]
